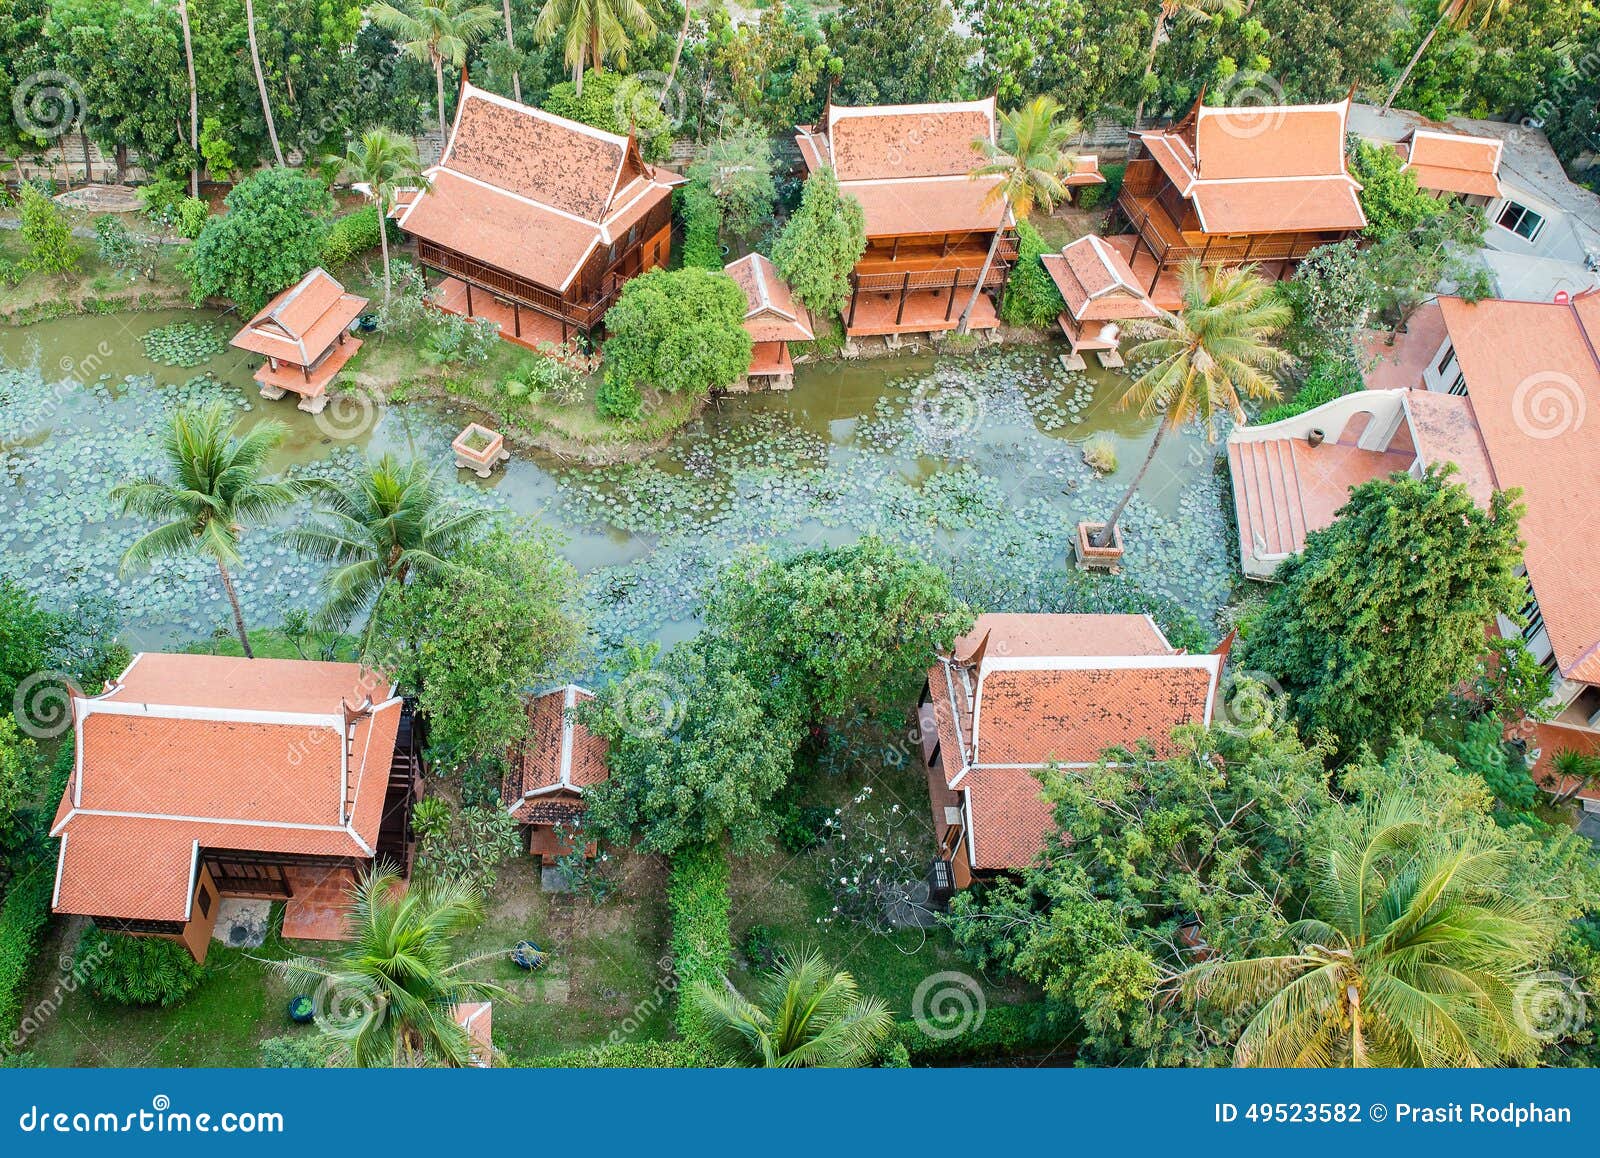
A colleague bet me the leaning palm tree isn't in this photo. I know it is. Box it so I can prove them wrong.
[271,868,506,1068]
[175,0,200,197]
[957,95,1083,335]
[369,0,500,140]
[244,0,285,167]
[112,403,298,658]
[688,947,895,1067]
[339,129,429,297]
[1133,0,1244,127]
[1383,0,1513,113]
[1182,796,1563,1067]
[1089,259,1289,548]
[533,0,657,96]
[284,454,489,639]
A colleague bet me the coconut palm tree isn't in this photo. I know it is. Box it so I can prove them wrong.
[271,868,506,1068]
[533,0,657,96]
[957,95,1083,335]
[339,129,428,297]
[1548,748,1600,806]
[1133,0,1244,127]
[245,0,285,167]
[1383,0,1513,113]
[1089,259,1289,548]
[111,403,299,658]
[369,0,500,140]
[284,454,490,640]
[1182,796,1563,1066]
[687,947,895,1067]
[176,0,200,197]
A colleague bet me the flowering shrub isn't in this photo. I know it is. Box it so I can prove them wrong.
[818,785,933,934]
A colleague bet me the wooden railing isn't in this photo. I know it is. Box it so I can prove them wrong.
[1114,187,1331,269]
[416,241,613,331]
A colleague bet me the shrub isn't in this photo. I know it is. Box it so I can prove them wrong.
[186,168,335,312]
[772,167,866,319]
[260,1031,341,1067]
[667,841,732,1042]
[541,69,674,162]
[93,215,157,278]
[77,930,207,1007]
[678,183,724,270]
[174,198,209,240]
[320,205,387,268]
[1081,433,1118,475]
[602,267,751,395]
[522,1040,712,1067]
[1075,161,1124,212]
[596,372,643,421]
[18,183,80,275]
[1255,346,1364,424]
[0,872,53,1036]
[894,1001,1064,1064]
[998,219,1065,330]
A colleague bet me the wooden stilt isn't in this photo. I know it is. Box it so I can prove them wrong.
[894,271,912,325]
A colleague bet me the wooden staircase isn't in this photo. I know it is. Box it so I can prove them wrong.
[1227,439,1310,570]
[376,707,424,875]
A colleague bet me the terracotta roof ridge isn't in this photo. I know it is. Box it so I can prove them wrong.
[457,80,631,149]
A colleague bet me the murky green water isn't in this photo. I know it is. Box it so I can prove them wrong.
[0,309,1235,663]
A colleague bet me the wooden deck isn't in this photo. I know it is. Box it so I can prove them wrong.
[1103,235,1184,311]
[280,866,358,942]
[253,337,361,399]
[845,287,999,337]
[433,277,571,352]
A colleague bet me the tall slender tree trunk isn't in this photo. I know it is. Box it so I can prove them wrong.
[246,0,285,166]
[217,561,255,658]
[665,0,692,94]
[435,58,449,142]
[80,125,93,185]
[379,194,393,298]
[1132,12,1168,128]
[1382,14,1447,113]
[1094,414,1170,547]
[956,222,1004,335]
[177,0,199,198]
[502,0,521,102]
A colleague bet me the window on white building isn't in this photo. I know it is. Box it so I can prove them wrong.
[1496,201,1545,242]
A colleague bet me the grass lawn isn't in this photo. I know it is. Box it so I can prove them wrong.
[0,226,191,321]
[20,910,300,1067]
[453,853,674,1060]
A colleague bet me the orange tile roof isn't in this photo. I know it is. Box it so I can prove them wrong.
[52,655,402,923]
[229,267,367,367]
[1041,236,1161,324]
[927,614,1222,873]
[1529,721,1600,798]
[725,253,814,343]
[398,83,678,293]
[453,1002,493,1066]
[1402,390,1499,505]
[1438,293,1600,683]
[503,685,609,824]
[1134,99,1366,235]
[1401,129,1501,199]
[797,99,1010,239]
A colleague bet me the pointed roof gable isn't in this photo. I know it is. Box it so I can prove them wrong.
[1042,236,1161,323]
[1401,128,1502,199]
[230,267,367,367]
[724,253,814,343]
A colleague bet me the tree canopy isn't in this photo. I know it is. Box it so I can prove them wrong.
[186,167,335,312]
[601,267,753,395]
[771,167,866,321]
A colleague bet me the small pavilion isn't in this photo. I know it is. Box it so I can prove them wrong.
[1041,235,1161,369]
[230,267,367,414]
[724,253,813,391]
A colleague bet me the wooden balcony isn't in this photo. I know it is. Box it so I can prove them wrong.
[1114,188,1335,281]
[416,240,614,334]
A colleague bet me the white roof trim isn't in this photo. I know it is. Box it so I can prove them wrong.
[52,832,67,908]
[183,840,200,921]
[77,697,346,731]
[52,807,366,838]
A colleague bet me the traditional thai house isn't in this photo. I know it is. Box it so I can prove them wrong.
[51,654,422,961]
[1113,96,1366,307]
[920,614,1225,890]
[395,82,683,347]
[724,252,813,391]
[502,685,609,858]
[229,267,367,414]
[796,98,1101,345]
[1396,127,1502,204]
[1041,235,1161,369]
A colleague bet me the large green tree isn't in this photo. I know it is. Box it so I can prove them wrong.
[1241,466,1526,746]
[1383,0,1513,112]
[1185,767,1563,1066]
[187,167,336,312]
[533,0,656,95]
[771,167,866,321]
[962,0,1148,115]
[111,403,298,658]
[369,0,499,139]
[601,267,753,396]
[825,0,967,105]
[1132,0,1242,127]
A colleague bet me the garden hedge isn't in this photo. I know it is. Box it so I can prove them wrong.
[894,1001,1068,1064]
[666,840,732,1041]
[0,870,53,1037]
[319,205,395,269]
[1000,219,1066,330]
[678,184,724,271]
[1255,347,1364,425]
[1076,162,1124,212]
[522,1039,713,1067]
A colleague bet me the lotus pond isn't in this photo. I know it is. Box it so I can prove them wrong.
[0,309,1238,664]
